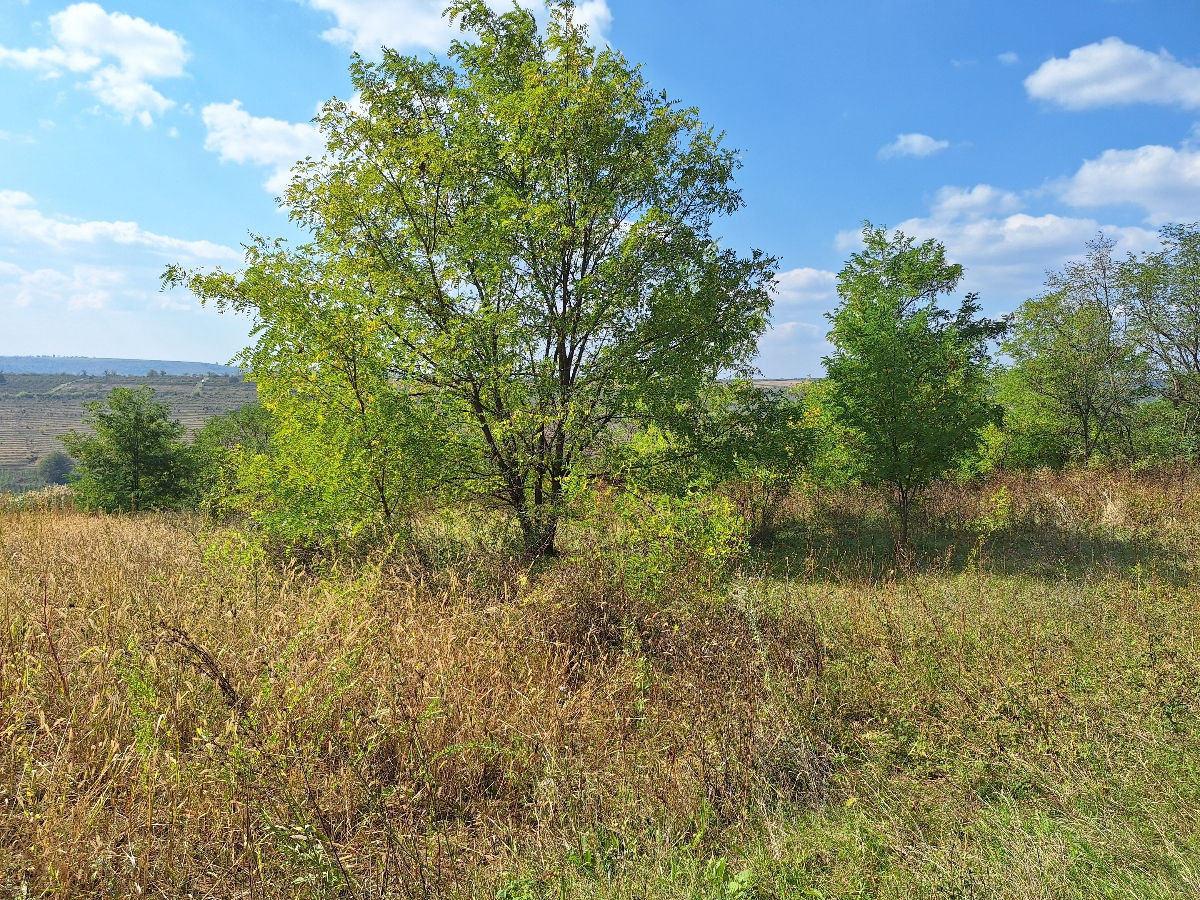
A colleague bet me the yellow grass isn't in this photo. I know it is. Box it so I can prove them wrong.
[2,469,1199,897]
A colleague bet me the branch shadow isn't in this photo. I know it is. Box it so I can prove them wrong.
[752,506,1190,586]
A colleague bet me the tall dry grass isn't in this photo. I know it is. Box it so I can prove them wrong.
[0,506,817,897]
[1,468,1199,897]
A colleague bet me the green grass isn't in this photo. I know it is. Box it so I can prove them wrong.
[1,469,1198,897]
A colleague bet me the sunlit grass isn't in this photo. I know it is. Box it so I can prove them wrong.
[2,469,1198,896]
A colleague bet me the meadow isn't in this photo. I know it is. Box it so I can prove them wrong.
[1,469,1198,898]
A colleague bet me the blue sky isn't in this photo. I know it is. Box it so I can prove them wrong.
[1,0,1198,376]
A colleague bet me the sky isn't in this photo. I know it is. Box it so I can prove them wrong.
[1,0,1199,377]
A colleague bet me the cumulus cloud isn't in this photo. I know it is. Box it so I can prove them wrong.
[929,184,1023,221]
[998,51,1019,66]
[773,267,838,308]
[878,132,949,159]
[202,101,326,193]
[886,191,1158,301]
[0,2,187,125]
[830,184,1159,309]
[301,0,611,55]
[1025,37,1200,110]
[1,263,125,311]
[0,190,238,260]
[1057,144,1200,225]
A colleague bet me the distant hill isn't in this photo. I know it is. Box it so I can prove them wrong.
[0,356,240,377]
[0,372,257,492]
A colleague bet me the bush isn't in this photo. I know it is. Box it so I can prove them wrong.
[36,449,74,486]
[61,386,196,512]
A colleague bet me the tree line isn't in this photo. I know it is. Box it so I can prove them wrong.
[50,0,1200,554]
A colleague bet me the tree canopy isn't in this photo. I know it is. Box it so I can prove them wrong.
[167,0,776,554]
[824,224,1004,546]
[61,387,195,513]
[1001,235,1153,464]
[1125,223,1200,414]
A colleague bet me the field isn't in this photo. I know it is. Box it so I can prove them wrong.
[1,470,1198,897]
[0,373,257,490]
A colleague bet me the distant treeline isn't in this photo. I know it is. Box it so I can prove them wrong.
[0,356,241,377]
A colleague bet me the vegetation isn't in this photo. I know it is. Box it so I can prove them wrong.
[824,224,1004,546]
[1001,235,1153,464]
[0,371,256,491]
[61,386,196,512]
[34,449,74,486]
[3,470,1199,896]
[166,0,775,556]
[6,2,1200,894]
[1126,223,1200,414]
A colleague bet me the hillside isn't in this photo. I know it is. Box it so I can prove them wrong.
[0,356,240,377]
[0,372,257,490]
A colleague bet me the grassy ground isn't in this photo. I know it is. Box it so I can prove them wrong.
[1,470,1198,897]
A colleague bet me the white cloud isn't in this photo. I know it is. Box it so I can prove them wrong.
[773,267,837,307]
[202,101,326,193]
[831,184,1158,307]
[878,132,949,159]
[998,51,1019,66]
[889,201,1158,301]
[1057,144,1200,225]
[1025,37,1200,110]
[301,0,611,55]
[572,0,612,40]
[0,190,238,260]
[0,2,187,125]
[2,264,124,311]
[929,184,1023,221]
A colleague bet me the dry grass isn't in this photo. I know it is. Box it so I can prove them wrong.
[2,469,1199,897]
[0,506,814,897]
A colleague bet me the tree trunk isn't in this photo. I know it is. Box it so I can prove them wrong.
[895,485,913,559]
[518,512,559,558]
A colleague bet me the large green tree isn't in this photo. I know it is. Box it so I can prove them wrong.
[824,224,1004,546]
[61,387,195,512]
[167,0,776,554]
[1001,235,1153,464]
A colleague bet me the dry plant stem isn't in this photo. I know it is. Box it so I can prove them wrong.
[39,572,70,706]
[156,620,243,713]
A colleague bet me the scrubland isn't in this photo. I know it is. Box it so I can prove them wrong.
[2,470,1198,898]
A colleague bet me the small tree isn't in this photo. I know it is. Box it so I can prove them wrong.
[1002,235,1153,463]
[191,403,275,519]
[61,387,195,512]
[36,449,75,486]
[1125,223,1200,414]
[167,0,775,555]
[824,224,1004,547]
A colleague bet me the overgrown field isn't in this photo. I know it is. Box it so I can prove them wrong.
[2,471,1198,897]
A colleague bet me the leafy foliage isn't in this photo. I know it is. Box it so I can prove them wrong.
[191,403,275,520]
[166,0,775,555]
[824,224,1004,545]
[61,386,195,512]
[1001,235,1153,464]
[1125,223,1200,415]
[35,449,74,487]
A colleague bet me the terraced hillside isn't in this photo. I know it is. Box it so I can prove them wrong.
[0,373,257,490]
